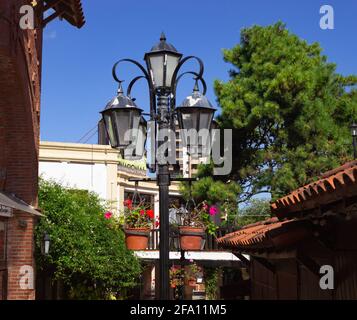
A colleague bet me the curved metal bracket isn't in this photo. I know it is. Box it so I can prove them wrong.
[111,58,156,117]
[127,76,146,97]
[170,56,204,93]
[175,71,207,95]
[112,58,151,84]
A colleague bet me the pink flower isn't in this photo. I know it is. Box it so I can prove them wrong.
[104,211,112,219]
[209,206,219,216]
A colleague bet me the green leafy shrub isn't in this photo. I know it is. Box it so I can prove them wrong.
[35,179,142,299]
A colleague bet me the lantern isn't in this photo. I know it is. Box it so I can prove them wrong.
[144,33,182,91]
[101,83,143,148]
[41,232,50,256]
[176,82,216,149]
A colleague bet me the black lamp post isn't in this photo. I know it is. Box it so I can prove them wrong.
[100,33,215,300]
[351,123,357,160]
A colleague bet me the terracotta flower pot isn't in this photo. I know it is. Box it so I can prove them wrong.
[125,227,150,250]
[179,226,205,251]
[188,279,196,287]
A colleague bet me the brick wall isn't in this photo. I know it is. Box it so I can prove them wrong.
[0,0,43,300]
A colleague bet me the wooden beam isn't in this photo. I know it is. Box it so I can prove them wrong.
[252,250,296,260]
[43,0,63,12]
[232,252,250,267]
[296,252,320,277]
[42,9,62,27]
[254,257,276,274]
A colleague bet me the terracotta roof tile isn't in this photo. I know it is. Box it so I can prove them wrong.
[217,217,311,252]
[53,0,85,28]
[272,160,357,217]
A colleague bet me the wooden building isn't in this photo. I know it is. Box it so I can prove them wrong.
[218,161,357,299]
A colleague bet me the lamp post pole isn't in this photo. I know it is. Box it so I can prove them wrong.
[157,94,171,299]
[100,34,216,300]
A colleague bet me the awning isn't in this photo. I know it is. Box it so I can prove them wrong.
[0,191,43,217]
[217,217,311,252]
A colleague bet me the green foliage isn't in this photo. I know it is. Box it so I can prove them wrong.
[204,267,221,300]
[215,22,357,201]
[180,163,241,228]
[35,179,142,299]
[235,198,271,227]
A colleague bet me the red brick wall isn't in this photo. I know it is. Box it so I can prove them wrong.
[0,0,43,300]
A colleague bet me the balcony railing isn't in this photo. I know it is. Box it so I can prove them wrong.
[147,226,236,251]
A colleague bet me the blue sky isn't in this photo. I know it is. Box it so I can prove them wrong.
[40,0,357,143]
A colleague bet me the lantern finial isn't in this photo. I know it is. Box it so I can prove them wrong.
[193,80,200,92]
[160,32,166,42]
[117,81,124,95]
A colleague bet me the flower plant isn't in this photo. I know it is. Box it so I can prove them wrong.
[187,260,201,280]
[123,199,154,229]
[178,201,219,236]
[169,265,184,288]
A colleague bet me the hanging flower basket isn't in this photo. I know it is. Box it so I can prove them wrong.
[175,201,219,250]
[179,226,205,250]
[122,197,154,250]
[125,227,150,250]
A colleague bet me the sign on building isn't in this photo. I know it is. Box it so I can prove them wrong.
[0,205,13,218]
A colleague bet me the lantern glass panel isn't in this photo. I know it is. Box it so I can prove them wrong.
[181,110,197,132]
[165,53,181,88]
[44,240,50,255]
[149,55,164,88]
[112,109,130,145]
[103,113,118,148]
[351,125,357,137]
[199,111,213,132]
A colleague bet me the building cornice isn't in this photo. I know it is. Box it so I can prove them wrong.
[39,141,120,164]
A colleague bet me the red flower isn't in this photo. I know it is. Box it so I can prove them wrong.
[104,211,112,220]
[124,199,132,209]
[140,209,145,215]
[146,209,154,219]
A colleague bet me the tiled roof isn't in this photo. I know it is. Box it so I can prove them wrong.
[271,160,357,218]
[54,0,85,28]
[217,217,311,252]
